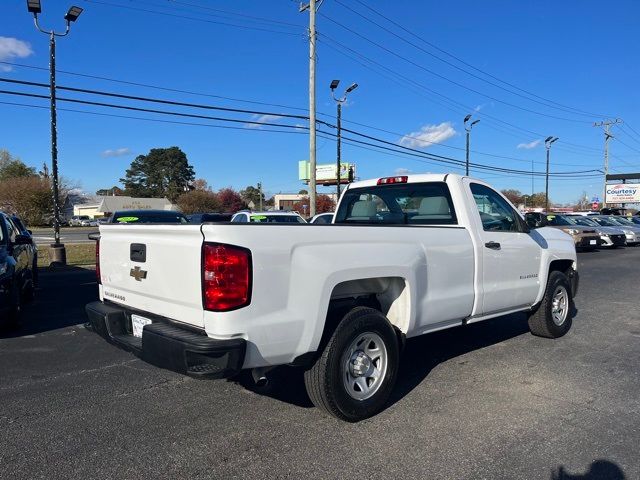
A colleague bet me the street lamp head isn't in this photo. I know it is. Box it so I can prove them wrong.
[330,79,340,91]
[471,119,480,127]
[345,83,358,93]
[551,137,559,144]
[464,114,472,123]
[545,136,553,143]
[64,6,83,22]
[26,0,41,14]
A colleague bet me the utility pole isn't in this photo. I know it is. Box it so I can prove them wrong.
[330,79,358,199]
[463,114,480,176]
[257,182,263,211]
[27,1,84,266]
[300,0,318,217]
[593,119,622,207]
[544,136,559,212]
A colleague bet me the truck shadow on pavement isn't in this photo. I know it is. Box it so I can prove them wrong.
[551,460,625,479]
[1,267,98,338]
[238,308,580,412]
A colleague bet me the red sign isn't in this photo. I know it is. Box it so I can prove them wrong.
[591,202,599,210]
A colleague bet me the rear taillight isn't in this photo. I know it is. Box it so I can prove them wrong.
[96,237,101,284]
[202,243,251,312]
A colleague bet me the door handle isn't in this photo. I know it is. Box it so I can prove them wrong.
[485,241,501,250]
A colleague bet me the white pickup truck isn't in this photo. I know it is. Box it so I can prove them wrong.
[86,174,578,421]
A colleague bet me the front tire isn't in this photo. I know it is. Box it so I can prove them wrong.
[528,271,573,338]
[304,307,399,422]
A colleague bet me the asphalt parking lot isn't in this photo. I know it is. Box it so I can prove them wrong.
[1,248,638,480]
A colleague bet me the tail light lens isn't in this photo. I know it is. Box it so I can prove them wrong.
[95,237,101,284]
[202,243,252,312]
[377,176,408,185]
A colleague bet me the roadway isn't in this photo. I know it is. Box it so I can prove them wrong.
[31,227,98,245]
[1,248,638,479]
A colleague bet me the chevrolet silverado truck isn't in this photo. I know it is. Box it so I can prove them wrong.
[86,174,578,421]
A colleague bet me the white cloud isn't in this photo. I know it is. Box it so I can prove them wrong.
[474,104,484,112]
[0,37,34,71]
[101,147,131,158]
[516,139,542,150]
[394,168,412,175]
[245,114,283,129]
[399,122,456,149]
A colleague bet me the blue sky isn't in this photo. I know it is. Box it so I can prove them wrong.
[1,0,639,204]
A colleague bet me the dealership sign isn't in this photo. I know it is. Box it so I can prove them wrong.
[605,183,640,203]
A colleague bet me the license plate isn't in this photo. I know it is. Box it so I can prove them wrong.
[131,314,152,338]
[589,240,597,245]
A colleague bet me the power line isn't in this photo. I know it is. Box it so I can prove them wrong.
[0,60,310,113]
[0,86,602,177]
[349,0,612,119]
[0,77,309,121]
[320,36,604,154]
[82,0,304,36]
[318,13,594,124]
[0,100,310,135]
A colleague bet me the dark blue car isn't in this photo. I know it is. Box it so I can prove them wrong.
[0,212,36,328]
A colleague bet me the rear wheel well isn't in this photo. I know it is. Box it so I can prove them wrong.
[549,259,574,276]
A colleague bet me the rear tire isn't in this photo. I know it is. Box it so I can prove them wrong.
[304,307,399,422]
[528,271,573,338]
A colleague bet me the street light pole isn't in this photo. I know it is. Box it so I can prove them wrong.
[330,80,358,199]
[463,114,480,176]
[544,136,559,212]
[27,1,83,265]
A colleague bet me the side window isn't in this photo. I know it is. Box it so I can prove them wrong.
[231,214,247,223]
[470,183,521,232]
[5,217,17,242]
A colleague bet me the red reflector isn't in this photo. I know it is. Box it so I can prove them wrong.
[377,176,408,185]
[96,237,101,284]
[202,243,252,312]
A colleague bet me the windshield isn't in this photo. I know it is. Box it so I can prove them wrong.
[591,217,618,227]
[546,214,577,226]
[609,217,634,226]
[569,217,598,227]
[628,217,640,225]
[248,214,305,223]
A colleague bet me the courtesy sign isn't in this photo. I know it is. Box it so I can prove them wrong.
[605,184,640,203]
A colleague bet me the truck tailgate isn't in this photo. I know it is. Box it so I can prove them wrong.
[98,224,205,328]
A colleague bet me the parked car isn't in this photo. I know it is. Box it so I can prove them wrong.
[309,212,334,224]
[87,174,578,421]
[230,211,307,223]
[109,210,189,224]
[10,215,38,285]
[590,216,640,246]
[0,212,36,328]
[96,217,110,225]
[535,213,602,250]
[69,215,91,226]
[188,213,233,224]
[627,216,640,226]
[565,215,627,248]
[602,216,640,245]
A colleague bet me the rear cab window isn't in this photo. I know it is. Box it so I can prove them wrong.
[334,182,457,225]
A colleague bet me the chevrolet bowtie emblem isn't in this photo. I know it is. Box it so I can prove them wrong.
[130,266,148,281]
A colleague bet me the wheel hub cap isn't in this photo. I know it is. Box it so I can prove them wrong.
[349,351,373,377]
[551,286,569,326]
[342,332,388,401]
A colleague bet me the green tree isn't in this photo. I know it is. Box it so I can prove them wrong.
[0,149,37,181]
[96,186,124,196]
[240,184,264,207]
[176,190,221,214]
[121,147,195,202]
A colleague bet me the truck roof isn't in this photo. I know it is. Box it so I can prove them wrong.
[347,173,457,190]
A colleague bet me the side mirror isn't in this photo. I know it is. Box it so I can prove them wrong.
[525,213,548,229]
[13,234,32,245]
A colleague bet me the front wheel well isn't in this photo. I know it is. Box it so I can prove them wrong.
[549,259,574,276]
